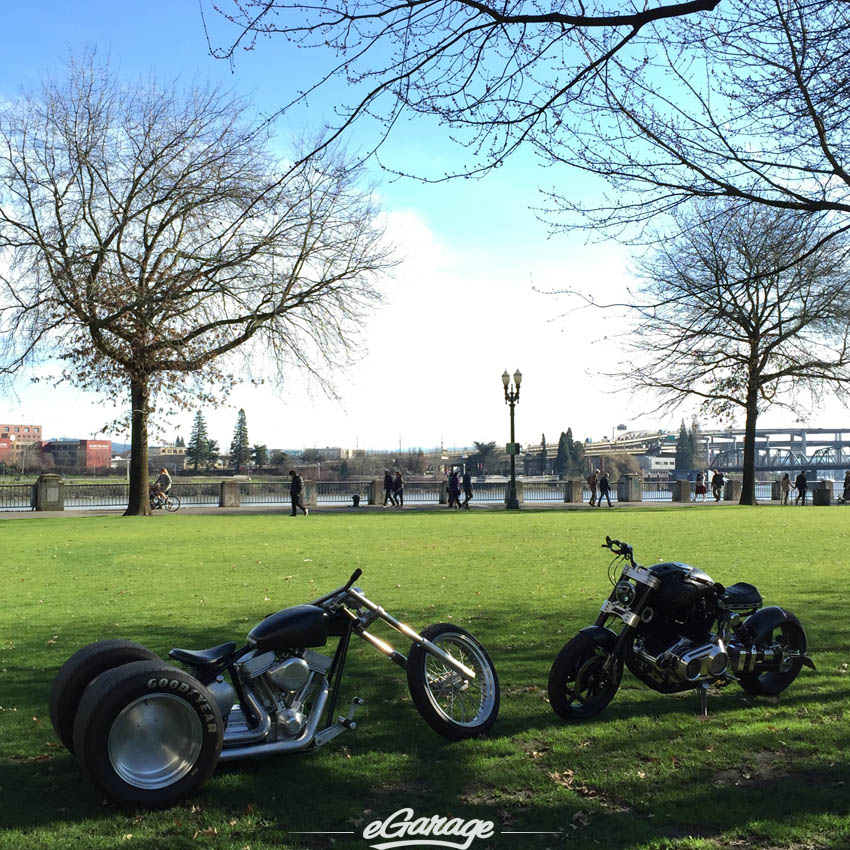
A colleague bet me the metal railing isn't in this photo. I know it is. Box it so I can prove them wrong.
[64,482,129,508]
[239,482,289,505]
[0,477,831,512]
[0,483,34,510]
[640,482,673,502]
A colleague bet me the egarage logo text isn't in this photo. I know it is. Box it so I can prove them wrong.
[362,808,495,850]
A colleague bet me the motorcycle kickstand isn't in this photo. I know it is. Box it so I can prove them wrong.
[695,683,709,717]
[314,697,365,748]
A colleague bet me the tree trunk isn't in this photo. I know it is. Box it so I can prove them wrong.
[125,375,152,516]
[739,382,759,506]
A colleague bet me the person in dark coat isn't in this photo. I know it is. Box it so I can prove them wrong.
[383,469,396,506]
[289,469,308,516]
[462,470,474,509]
[794,470,808,505]
[711,470,725,501]
[392,471,404,508]
[597,471,612,507]
[447,470,462,508]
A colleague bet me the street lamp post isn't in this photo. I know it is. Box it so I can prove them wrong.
[502,369,522,510]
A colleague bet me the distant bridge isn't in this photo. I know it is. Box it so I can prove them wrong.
[583,426,850,473]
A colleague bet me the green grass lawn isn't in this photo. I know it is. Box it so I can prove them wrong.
[1,507,848,849]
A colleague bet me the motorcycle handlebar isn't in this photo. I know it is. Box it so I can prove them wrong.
[344,569,363,590]
[602,536,634,561]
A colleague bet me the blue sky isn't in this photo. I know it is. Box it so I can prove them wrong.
[1,2,843,451]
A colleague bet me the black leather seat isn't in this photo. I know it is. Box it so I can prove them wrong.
[169,641,237,667]
[722,582,763,610]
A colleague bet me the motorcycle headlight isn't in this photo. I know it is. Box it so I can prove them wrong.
[614,580,636,607]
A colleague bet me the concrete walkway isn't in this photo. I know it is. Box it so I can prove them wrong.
[0,499,757,519]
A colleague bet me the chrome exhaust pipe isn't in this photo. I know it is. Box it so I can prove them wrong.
[219,685,329,762]
[221,685,272,747]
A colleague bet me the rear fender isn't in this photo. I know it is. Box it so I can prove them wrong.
[744,606,805,647]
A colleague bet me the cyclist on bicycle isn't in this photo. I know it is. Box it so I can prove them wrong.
[151,467,172,508]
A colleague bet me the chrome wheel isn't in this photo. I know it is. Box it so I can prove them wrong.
[422,631,498,727]
[407,623,500,739]
[108,694,204,789]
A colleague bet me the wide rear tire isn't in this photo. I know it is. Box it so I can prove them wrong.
[49,640,161,753]
[738,618,807,696]
[407,624,500,740]
[548,633,623,720]
[72,660,223,808]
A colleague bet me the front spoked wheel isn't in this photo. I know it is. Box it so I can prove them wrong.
[548,633,623,720]
[165,494,181,512]
[407,623,500,741]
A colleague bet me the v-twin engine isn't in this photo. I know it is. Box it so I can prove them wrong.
[636,636,729,686]
[214,648,334,751]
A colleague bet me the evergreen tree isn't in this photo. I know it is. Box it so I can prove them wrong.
[206,439,220,470]
[252,444,269,468]
[175,435,185,448]
[567,428,585,476]
[675,420,694,471]
[186,411,210,472]
[555,431,569,477]
[230,409,251,472]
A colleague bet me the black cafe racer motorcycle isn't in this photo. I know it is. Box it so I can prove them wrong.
[548,537,814,719]
[50,570,500,807]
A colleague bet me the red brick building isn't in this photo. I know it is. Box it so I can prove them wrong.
[0,423,43,464]
[42,439,112,470]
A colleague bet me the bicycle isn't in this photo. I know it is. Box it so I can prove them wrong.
[149,487,181,512]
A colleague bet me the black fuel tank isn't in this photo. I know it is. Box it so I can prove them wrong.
[248,604,329,650]
[648,562,716,610]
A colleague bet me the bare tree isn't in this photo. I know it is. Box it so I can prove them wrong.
[207,0,850,239]
[542,0,850,233]
[619,201,850,504]
[0,55,393,514]
[205,0,719,178]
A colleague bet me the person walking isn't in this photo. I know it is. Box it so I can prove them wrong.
[694,471,706,502]
[289,469,308,516]
[392,471,404,508]
[587,469,599,507]
[794,470,808,505]
[780,473,792,505]
[711,470,725,501]
[382,469,396,506]
[462,470,474,509]
[597,471,612,508]
[841,470,850,505]
[447,470,462,508]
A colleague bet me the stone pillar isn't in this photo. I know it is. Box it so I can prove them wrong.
[617,474,642,502]
[771,480,781,501]
[813,479,833,506]
[672,480,691,502]
[219,480,240,507]
[35,473,64,511]
[439,481,448,504]
[368,480,379,505]
[513,480,525,505]
[564,479,584,502]
[303,480,318,507]
[724,478,742,501]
